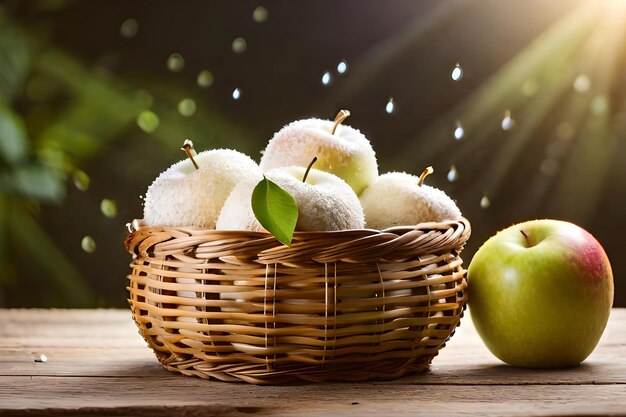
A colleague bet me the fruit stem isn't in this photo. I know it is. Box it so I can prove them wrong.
[418,166,434,187]
[181,139,199,170]
[302,157,318,183]
[520,229,530,247]
[331,110,350,135]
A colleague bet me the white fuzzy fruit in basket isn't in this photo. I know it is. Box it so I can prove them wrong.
[259,110,378,195]
[360,168,462,230]
[217,165,365,232]
[144,149,262,228]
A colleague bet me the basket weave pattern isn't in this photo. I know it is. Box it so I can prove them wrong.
[126,219,471,384]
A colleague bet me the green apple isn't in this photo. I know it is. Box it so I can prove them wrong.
[467,219,614,368]
[259,110,378,195]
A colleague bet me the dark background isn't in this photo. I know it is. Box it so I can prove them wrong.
[0,0,624,307]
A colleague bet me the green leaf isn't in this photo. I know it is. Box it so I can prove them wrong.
[251,177,298,246]
[0,104,28,163]
[13,164,65,202]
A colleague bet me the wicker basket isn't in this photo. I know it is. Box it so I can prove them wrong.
[125,218,471,384]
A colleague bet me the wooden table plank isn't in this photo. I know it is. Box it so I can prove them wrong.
[0,309,624,416]
[2,345,626,385]
[0,377,625,416]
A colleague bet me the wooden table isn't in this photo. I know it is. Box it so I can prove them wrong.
[1,309,624,416]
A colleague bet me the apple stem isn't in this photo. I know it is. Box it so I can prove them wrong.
[331,110,351,135]
[302,156,318,183]
[181,139,199,170]
[418,166,434,187]
[520,229,530,246]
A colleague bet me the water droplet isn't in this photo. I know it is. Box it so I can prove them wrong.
[253,6,269,23]
[232,88,241,100]
[451,63,463,81]
[197,70,214,88]
[232,37,247,54]
[34,353,47,363]
[573,74,591,93]
[501,110,514,131]
[120,18,139,38]
[480,194,490,209]
[337,60,348,74]
[591,94,609,115]
[136,111,159,133]
[81,236,96,254]
[166,53,185,72]
[521,79,539,97]
[72,169,90,191]
[454,121,464,140]
[385,98,395,114]
[178,98,196,117]
[100,199,118,218]
[447,165,458,182]
[322,71,332,85]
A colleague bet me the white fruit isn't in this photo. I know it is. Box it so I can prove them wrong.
[144,149,262,228]
[259,114,378,195]
[216,166,365,232]
[360,170,462,230]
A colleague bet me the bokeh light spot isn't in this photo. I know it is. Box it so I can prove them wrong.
[521,79,539,97]
[178,98,197,117]
[556,122,575,141]
[197,70,214,88]
[81,236,97,253]
[480,194,490,209]
[573,74,591,93]
[540,159,559,177]
[253,6,269,22]
[232,37,247,54]
[137,111,160,133]
[100,199,118,218]
[120,18,139,38]
[72,169,90,191]
[166,53,185,72]
[591,94,609,115]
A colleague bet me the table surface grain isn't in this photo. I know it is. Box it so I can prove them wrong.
[0,308,624,417]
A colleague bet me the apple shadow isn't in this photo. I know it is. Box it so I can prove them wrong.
[448,361,598,384]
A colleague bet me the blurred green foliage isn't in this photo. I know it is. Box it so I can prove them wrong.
[0,6,255,306]
[0,12,92,305]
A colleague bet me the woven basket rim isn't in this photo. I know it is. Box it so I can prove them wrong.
[126,217,471,237]
[125,217,471,264]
